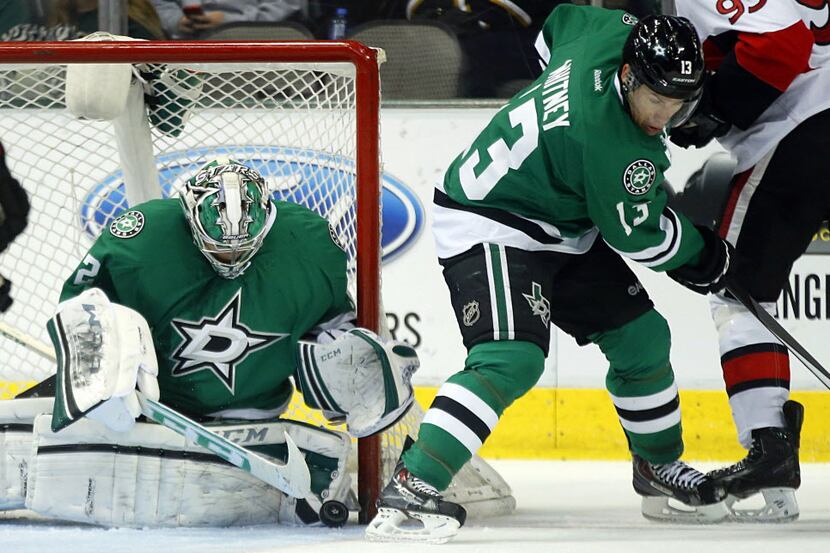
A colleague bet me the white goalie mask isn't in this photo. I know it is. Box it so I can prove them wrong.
[179,159,274,279]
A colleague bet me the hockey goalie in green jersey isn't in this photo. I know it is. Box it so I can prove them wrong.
[367,7,737,544]
[0,159,419,528]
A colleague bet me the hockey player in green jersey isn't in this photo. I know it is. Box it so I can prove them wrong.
[366,7,735,544]
[0,158,419,528]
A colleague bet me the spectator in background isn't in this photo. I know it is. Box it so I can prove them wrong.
[407,0,570,98]
[151,0,304,39]
[1,0,165,41]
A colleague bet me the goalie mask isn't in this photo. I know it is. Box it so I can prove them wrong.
[621,14,704,128]
[180,159,274,279]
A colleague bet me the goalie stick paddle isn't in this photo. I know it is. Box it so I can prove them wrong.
[3,324,313,498]
[726,283,830,390]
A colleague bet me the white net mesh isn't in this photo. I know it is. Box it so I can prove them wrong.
[0,61,361,389]
[0,49,513,517]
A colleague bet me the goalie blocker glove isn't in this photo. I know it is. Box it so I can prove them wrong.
[47,288,160,433]
[294,328,419,437]
[667,225,735,295]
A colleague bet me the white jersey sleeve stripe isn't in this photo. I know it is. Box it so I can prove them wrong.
[606,207,682,267]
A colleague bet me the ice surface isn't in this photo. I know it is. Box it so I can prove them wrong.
[2,460,828,552]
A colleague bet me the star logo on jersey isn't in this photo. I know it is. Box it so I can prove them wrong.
[653,44,666,57]
[522,282,550,327]
[623,159,656,196]
[170,290,287,393]
[109,210,144,238]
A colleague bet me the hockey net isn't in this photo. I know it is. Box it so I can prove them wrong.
[0,40,514,522]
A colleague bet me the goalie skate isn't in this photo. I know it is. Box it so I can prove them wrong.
[709,400,803,523]
[633,455,728,523]
[365,461,467,544]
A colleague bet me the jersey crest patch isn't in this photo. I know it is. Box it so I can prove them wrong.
[622,13,637,26]
[109,210,145,238]
[170,290,288,393]
[623,160,656,196]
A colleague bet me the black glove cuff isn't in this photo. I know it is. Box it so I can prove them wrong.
[0,274,12,313]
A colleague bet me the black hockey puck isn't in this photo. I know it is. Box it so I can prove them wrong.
[319,500,349,528]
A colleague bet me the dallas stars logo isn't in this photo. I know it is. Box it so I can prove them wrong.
[170,290,287,393]
[522,282,550,327]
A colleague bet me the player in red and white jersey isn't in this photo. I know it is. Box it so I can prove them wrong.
[669,0,830,522]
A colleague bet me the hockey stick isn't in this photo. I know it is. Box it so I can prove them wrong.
[0,320,54,360]
[135,392,311,498]
[726,283,830,390]
[2,325,313,498]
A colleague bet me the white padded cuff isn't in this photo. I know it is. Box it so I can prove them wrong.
[66,32,142,121]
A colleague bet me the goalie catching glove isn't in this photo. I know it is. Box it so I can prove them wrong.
[47,287,159,433]
[295,329,419,438]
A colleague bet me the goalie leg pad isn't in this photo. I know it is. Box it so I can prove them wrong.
[296,328,419,437]
[25,415,352,527]
[0,398,53,510]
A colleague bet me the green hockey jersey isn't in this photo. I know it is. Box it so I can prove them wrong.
[434,4,703,271]
[59,199,352,418]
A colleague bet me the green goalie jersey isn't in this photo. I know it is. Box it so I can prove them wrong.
[436,4,704,271]
[59,199,352,418]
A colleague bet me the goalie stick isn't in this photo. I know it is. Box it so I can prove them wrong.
[726,283,830,390]
[2,323,313,498]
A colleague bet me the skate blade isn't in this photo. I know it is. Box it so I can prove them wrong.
[725,488,799,523]
[641,496,729,524]
[365,506,461,544]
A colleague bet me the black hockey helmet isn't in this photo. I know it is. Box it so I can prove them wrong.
[622,14,704,126]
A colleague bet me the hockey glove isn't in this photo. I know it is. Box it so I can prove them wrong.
[667,225,735,295]
[670,74,730,149]
[295,328,419,438]
[0,273,10,312]
[0,141,30,253]
[48,288,160,433]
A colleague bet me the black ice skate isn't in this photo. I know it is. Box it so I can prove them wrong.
[708,400,803,522]
[365,449,467,544]
[633,454,728,523]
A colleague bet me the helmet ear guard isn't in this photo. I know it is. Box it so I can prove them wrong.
[179,159,274,279]
[621,14,705,128]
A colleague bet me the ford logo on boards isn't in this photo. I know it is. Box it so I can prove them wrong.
[80,147,424,262]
